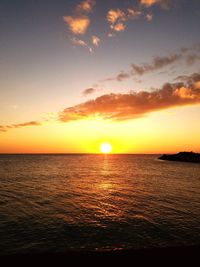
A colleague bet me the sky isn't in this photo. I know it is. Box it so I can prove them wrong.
[0,0,200,153]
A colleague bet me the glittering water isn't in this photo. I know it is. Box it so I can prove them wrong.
[0,154,200,254]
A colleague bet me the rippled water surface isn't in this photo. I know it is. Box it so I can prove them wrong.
[0,154,200,254]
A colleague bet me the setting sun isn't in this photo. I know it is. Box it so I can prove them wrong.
[100,142,112,154]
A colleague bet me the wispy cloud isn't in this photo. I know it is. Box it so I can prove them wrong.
[140,0,159,7]
[127,8,142,19]
[77,0,96,14]
[58,75,200,122]
[146,13,153,22]
[0,121,41,133]
[131,46,200,76]
[107,32,116,38]
[140,0,171,8]
[103,71,130,82]
[103,44,200,82]
[83,87,96,96]
[0,126,7,132]
[71,35,100,53]
[70,37,88,46]
[70,37,93,53]
[103,53,182,82]
[175,72,200,84]
[132,53,182,75]
[111,23,126,32]
[116,71,130,81]
[92,35,100,47]
[186,54,200,65]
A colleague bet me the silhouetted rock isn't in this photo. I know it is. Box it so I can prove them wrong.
[158,152,200,163]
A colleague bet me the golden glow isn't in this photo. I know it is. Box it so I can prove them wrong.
[100,142,112,154]
[1,106,200,154]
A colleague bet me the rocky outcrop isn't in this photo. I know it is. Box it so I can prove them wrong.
[158,152,200,163]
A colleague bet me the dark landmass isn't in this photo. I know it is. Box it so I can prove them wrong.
[158,152,200,163]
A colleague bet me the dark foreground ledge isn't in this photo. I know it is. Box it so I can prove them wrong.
[158,151,200,163]
[1,246,200,264]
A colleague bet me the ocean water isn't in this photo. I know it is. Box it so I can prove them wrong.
[0,154,200,254]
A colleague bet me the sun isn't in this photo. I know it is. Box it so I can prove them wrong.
[100,142,112,154]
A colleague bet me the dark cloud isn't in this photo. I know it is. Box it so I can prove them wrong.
[0,126,7,132]
[132,53,182,75]
[116,71,130,81]
[100,71,130,83]
[59,74,200,122]
[83,87,96,96]
[175,72,200,83]
[103,44,200,83]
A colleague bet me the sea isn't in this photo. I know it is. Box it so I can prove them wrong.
[0,154,200,254]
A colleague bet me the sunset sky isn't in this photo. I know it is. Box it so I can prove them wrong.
[0,0,200,153]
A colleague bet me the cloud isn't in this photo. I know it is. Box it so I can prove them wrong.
[140,0,158,7]
[186,54,200,65]
[102,44,200,83]
[70,37,93,53]
[69,34,100,54]
[195,81,200,89]
[13,121,41,128]
[77,0,96,14]
[107,9,126,25]
[58,74,200,122]
[175,72,200,84]
[0,126,7,132]
[103,53,181,82]
[0,121,41,132]
[107,32,116,38]
[116,71,130,81]
[2,72,200,132]
[106,1,173,34]
[140,0,171,8]
[107,7,142,33]
[63,0,96,36]
[83,88,96,96]
[107,8,126,32]
[70,37,87,46]
[92,35,100,47]
[111,23,126,32]
[100,71,130,83]
[63,16,90,35]
[146,13,153,22]
[127,8,142,19]
[132,53,182,75]
[63,1,99,52]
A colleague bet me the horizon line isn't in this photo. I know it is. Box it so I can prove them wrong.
[0,152,194,155]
